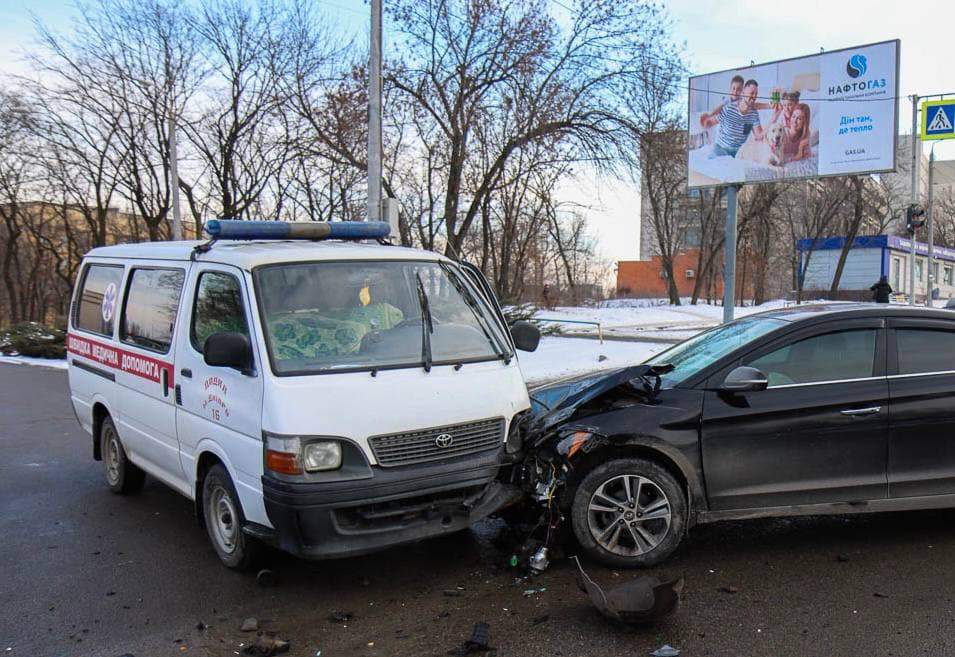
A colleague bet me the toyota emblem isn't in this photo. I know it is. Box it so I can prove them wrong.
[434,433,454,448]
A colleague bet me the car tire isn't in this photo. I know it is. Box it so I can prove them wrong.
[570,457,686,568]
[100,416,145,494]
[202,463,259,570]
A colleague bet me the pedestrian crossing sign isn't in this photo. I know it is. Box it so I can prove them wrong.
[921,100,955,140]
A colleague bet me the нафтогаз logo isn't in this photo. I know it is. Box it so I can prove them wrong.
[846,54,868,78]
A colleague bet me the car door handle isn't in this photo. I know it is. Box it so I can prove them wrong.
[180,368,192,379]
[840,406,881,416]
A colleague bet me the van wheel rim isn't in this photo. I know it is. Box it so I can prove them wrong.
[209,487,238,554]
[105,429,121,485]
[587,474,671,557]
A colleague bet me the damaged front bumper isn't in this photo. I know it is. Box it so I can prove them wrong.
[259,447,522,559]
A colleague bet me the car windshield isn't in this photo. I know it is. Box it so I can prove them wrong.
[645,315,787,387]
[255,260,511,375]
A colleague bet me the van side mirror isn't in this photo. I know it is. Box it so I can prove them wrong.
[510,321,541,352]
[204,332,253,374]
[720,366,768,392]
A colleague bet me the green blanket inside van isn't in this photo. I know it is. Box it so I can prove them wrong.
[268,303,404,361]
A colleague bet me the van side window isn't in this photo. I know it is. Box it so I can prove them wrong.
[120,268,185,354]
[74,264,124,336]
[192,272,249,352]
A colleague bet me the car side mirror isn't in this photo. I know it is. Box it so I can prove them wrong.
[720,366,768,392]
[204,332,253,374]
[510,321,541,352]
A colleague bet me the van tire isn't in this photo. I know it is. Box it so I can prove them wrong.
[100,416,145,494]
[570,457,686,568]
[202,464,259,570]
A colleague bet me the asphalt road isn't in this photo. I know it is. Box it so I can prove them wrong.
[4,362,955,657]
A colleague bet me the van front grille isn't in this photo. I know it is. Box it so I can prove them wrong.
[368,418,505,467]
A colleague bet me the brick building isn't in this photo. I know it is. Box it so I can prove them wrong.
[616,249,721,299]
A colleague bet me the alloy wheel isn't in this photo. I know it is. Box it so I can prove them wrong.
[586,473,671,557]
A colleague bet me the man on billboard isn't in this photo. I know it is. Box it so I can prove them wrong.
[700,79,764,158]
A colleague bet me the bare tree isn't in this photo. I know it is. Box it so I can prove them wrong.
[387,0,682,257]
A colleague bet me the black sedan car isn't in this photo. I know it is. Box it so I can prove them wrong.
[517,304,955,568]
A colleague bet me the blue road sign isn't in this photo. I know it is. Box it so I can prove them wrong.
[922,100,955,141]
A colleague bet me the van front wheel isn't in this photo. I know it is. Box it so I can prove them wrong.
[101,416,145,494]
[202,464,259,570]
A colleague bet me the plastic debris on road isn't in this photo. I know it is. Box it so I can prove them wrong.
[651,645,681,657]
[574,557,684,625]
[447,622,493,655]
[242,634,290,656]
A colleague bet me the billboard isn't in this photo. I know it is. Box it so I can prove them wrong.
[687,40,899,189]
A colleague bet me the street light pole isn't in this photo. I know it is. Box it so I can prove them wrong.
[168,111,182,241]
[367,0,383,226]
[927,143,936,306]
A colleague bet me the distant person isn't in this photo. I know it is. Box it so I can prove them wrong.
[701,79,764,158]
[870,276,892,303]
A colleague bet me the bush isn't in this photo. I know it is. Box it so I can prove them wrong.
[0,322,67,359]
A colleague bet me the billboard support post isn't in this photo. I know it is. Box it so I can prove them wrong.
[910,94,920,305]
[722,185,740,323]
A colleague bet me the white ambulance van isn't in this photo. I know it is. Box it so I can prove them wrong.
[67,221,539,569]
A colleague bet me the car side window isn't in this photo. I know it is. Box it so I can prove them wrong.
[896,328,955,374]
[120,268,185,354]
[74,264,124,336]
[746,329,877,387]
[191,272,249,352]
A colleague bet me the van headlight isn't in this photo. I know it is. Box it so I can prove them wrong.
[264,434,343,474]
[303,441,342,472]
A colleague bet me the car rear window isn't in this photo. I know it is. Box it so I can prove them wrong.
[120,268,185,353]
[896,328,955,375]
[74,264,124,337]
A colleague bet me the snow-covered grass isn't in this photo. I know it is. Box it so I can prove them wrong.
[532,299,800,341]
[0,355,68,370]
[518,336,667,385]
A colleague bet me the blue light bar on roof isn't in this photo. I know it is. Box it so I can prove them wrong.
[204,219,392,241]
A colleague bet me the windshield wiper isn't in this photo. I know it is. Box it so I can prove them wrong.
[439,262,511,364]
[414,272,434,373]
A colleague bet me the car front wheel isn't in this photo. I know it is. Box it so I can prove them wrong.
[570,457,686,568]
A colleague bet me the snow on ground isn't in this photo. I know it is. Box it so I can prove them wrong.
[518,336,668,386]
[0,355,68,370]
[532,299,796,340]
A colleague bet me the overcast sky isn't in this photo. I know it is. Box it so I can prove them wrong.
[2,0,954,263]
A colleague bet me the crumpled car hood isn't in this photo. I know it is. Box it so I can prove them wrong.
[526,364,671,437]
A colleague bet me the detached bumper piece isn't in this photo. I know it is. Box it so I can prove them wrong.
[263,446,519,559]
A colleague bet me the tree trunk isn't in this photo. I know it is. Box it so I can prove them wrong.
[829,177,865,299]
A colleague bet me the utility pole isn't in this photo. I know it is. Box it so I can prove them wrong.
[927,144,936,306]
[367,0,383,226]
[722,185,740,323]
[168,111,182,241]
[909,95,920,305]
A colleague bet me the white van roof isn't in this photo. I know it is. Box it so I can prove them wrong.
[85,239,448,270]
